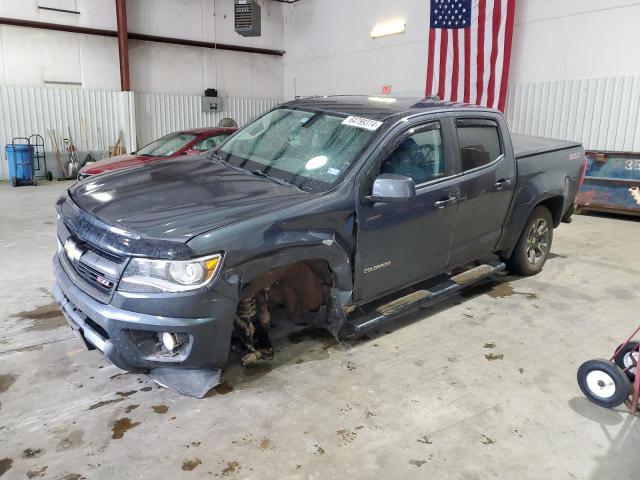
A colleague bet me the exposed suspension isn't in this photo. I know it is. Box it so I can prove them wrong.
[232,290,273,367]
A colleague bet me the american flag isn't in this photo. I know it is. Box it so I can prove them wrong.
[425,0,516,111]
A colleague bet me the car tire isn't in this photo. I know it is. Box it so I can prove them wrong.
[506,205,553,276]
[613,341,639,381]
[577,359,632,409]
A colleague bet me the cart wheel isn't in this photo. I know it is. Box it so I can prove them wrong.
[577,359,631,408]
[614,341,639,381]
[11,177,17,187]
[47,171,53,181]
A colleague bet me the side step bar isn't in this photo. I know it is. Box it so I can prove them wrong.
[343,261,506,337]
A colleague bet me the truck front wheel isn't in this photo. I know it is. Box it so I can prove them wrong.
[507,205,553,276]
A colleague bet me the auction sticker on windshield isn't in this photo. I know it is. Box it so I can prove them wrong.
[342,116,383,131]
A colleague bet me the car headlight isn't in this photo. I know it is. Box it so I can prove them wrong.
[118,253,223,293]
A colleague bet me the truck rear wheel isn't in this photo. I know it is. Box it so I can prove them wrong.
[506,205,553,276]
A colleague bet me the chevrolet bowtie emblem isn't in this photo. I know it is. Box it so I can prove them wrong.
[64,238,84,263]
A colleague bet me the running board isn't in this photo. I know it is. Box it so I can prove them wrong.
[343,261,506,337]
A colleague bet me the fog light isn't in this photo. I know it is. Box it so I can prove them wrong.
[161,332,182,351]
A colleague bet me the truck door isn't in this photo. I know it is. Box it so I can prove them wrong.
[448,117,516,266]
[354,119,459,302]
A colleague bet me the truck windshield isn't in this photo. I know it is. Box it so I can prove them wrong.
[216,107,379,192]
[137,132,197,157]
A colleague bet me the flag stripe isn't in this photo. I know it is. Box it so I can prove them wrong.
[486,0,501,108]
[498,0,516,111]
[437,29,449,100]
[469,1,479,104]
[451,29,459,101]
[476,0,486,105]
[463,27,471,103]
[432,28,442,96]
[426,28,436,95]
[492,0,508,107]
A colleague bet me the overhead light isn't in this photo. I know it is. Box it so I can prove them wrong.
[371,20,406,39]
[368,97,397,104]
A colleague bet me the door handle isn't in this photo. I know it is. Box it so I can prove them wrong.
[434,196,457,208]
[495,178,512,190]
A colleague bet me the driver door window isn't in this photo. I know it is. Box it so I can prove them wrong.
[380,124,445,185]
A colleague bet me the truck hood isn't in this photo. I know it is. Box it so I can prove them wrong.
[69,156,312,242]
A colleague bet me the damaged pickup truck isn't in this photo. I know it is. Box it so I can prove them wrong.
[53,96,586,397]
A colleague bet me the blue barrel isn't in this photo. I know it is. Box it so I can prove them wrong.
[5,144,34,186]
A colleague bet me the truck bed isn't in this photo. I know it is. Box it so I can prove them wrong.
[512,133,582,159]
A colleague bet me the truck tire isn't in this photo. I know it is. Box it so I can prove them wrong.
[506,205,553,276]
[577,359,631,409]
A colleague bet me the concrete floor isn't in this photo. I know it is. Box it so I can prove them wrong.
[0,181,638,480]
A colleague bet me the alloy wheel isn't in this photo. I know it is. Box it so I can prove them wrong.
[526,218,549,265]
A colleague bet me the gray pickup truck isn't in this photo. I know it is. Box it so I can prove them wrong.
[53,96,586,396]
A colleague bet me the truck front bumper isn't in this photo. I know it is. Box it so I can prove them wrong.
[53,253,236,377]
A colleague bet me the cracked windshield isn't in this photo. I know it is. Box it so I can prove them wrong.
[216,107,379,192]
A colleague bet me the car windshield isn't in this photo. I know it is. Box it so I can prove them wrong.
[137,132,198,157]
[216,107,380,192]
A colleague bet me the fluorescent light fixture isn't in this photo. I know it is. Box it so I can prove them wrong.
[368,97,397,104]
[371,20,406,39]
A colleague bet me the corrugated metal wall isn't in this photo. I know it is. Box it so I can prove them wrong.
[0,85,280,180]
[0,85,132,179]
[135,93,279,147]
[505,75,640,152]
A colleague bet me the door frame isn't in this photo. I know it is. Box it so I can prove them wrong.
[352,112,461,303]
[444,113,517,266]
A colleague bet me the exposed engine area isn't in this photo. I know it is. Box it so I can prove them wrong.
[232,260,333,366]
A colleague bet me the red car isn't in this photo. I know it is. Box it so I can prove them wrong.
[77,127,236,180]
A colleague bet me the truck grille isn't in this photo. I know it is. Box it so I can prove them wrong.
[59,234,125,303]
[70,260,116,295]
[74,238,125,264]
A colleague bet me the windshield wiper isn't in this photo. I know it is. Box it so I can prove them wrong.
[250,169,301,190]
[209,151,245,173]
[210,152,301,191]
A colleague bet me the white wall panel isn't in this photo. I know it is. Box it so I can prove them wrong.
[505,76,640,152]
[0,85,128,179]
[0,84,280,179]
[134,92,280,147]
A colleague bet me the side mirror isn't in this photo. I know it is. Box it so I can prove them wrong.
[366,173,416,204]
[185,149,201,156]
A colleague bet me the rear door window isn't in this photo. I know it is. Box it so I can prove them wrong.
[455,119,502,172]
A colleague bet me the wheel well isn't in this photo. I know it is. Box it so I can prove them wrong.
[241,259,334,315]
[537,196,564,227]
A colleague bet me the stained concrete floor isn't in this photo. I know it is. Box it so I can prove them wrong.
[0,181,639,480]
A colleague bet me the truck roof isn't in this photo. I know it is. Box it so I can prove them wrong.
[283,95,493,121]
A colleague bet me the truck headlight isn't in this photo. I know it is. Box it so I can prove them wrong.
[118,253,223,293]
